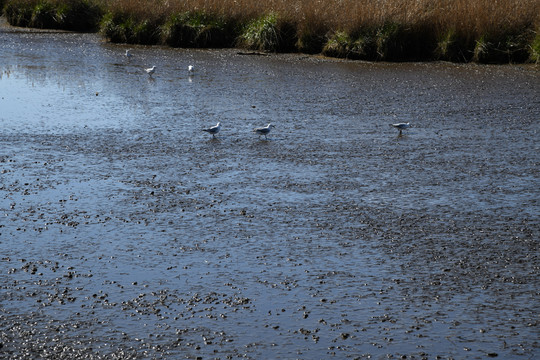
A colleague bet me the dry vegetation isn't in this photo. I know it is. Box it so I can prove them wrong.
[127,1,536,28]
[102,0,538,35]
[2,0,540,62]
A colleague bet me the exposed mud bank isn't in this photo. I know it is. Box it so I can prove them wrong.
[1,23,539,359]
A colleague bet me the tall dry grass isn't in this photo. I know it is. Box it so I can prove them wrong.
[3,0,540,61]
[101,0,539,33]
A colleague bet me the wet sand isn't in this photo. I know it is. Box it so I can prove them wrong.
[1,19,539,359]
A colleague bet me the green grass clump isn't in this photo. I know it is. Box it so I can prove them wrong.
[237,12,296,52]
[4,0,35,27]
[162,12,234,48]
[30,1,55,28]
[472,31,533,63]
[503,32,535,63]
[472,35,490,63]
[3,0,102,31]
[322,30,376,60]
[238,12,279,51]
[530,28,540,63]
[100,11,162,44]
[375,23,404,60]
[435,30,471,62]
[322,31,352,58]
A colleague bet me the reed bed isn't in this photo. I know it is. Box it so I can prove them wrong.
[3,0,540,63]
[3,0,102,31]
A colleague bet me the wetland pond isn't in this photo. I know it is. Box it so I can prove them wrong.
[1,19,539,359]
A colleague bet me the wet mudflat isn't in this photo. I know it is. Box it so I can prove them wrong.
[1,19,539,359]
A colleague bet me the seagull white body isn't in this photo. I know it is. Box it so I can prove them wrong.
[203,122,221,137]
[390,122,410,135]
[188,65,194,72]
[125,49,133,59]
[145,66,156,76]
[254,123,274,139]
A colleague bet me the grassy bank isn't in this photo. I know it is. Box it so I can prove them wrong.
[2,0,540,63]
[3,0,102,31]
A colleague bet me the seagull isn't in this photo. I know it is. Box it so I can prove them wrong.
[125,49,133,59]
[145,66,156,76]
[188,65,194,72]
[202,122,221,138]
[254,123,274,139]
[390,122,410,136]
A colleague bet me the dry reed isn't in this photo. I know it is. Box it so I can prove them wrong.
[100,0,539,33]
[3,0,540,62]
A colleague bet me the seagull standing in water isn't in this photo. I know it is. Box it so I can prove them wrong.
[125,49,133,59]
[254,123,274,139]
[202,122,221,138]
[188,65,194,73]
[145,66,156,77]
[390,122,410,136]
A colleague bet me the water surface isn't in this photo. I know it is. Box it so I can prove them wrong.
[1,21,539,359]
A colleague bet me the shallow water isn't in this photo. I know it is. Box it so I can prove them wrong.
[1,21,539,359]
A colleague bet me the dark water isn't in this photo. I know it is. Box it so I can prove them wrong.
[1,20,539,359]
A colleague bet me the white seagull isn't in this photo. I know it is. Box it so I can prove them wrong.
[145,66,156,76]
[254,123,274,139]
[202,122,221,138]
[125,49,133,59]
[390,122,410,136]
[188,65,194,72]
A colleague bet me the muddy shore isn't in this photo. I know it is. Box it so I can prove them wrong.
[1,18,539,359]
